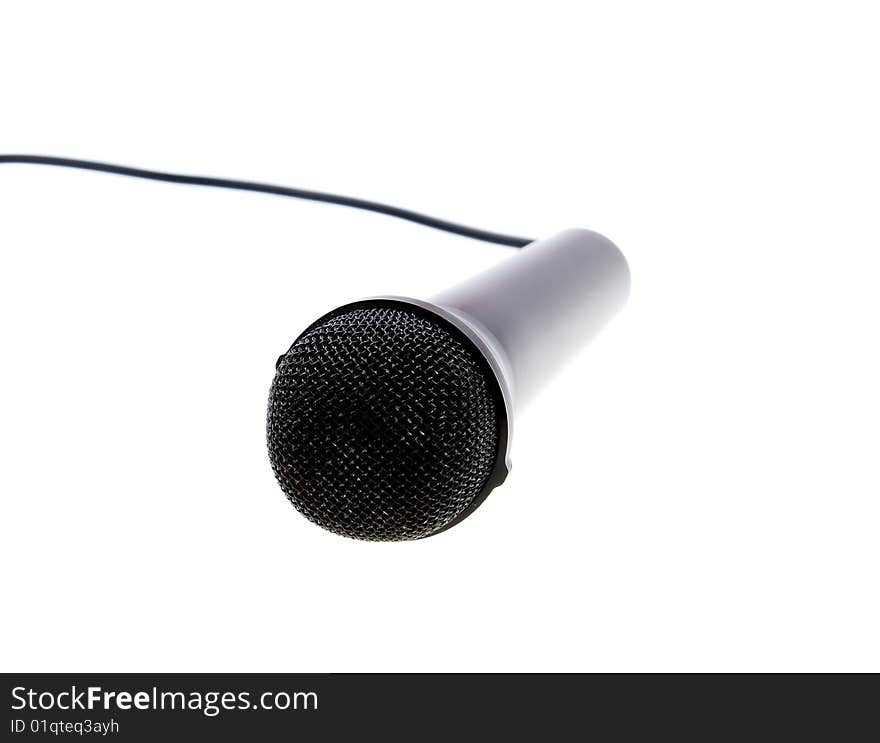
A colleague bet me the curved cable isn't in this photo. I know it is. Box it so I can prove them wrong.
[0,155,533,248]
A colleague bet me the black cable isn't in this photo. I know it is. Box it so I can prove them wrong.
[0,155,533,248]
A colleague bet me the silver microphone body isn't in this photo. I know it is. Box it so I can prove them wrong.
[429,228,630,413]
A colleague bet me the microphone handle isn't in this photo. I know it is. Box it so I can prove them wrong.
[430,229,630,412]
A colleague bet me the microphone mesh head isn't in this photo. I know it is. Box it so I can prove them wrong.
[267,303,502,541]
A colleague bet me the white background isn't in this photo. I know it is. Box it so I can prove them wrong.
[1,2,878,672]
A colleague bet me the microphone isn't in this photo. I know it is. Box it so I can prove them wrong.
[267,229,630,540]
[0,157,629,540]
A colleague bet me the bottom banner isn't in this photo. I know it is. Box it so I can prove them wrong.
[2,673,874,739]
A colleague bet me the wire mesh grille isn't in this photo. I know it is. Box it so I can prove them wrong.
[267,305,501,540]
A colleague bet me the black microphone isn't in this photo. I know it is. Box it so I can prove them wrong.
[0,157,630,541]
[267,229,629,540]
